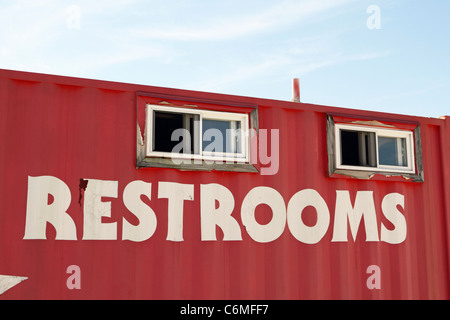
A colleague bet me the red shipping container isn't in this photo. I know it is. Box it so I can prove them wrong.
[0,69,449,300]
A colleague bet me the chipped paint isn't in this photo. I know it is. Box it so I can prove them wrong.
[333,169,415,181]
[78,179,88,206]
[349,120,396,128]
[136,123,145,165]
[156,101,199,109]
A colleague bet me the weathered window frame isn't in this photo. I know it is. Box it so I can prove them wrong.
[136,91,259,173]
[327,115,424,182]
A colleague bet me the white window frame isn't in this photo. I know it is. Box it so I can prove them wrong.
[335,124,416,174]
[146,104,250,163]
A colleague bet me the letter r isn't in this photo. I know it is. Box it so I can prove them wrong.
[24,176,77,240]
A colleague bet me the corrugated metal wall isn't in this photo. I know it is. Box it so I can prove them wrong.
[0,69,449,299]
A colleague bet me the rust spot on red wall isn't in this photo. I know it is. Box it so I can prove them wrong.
[78,179,88,206]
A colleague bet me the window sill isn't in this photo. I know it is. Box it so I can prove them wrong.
[137,157,259,173]
[330,168,424,183]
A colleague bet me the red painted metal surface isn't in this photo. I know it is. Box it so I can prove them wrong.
[0,69,449,300]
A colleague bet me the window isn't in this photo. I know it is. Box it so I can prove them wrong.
[327,115,424,182]
[335,124,415,174]
[146,105,249,163]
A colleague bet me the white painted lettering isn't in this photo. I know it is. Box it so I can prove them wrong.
[200,184,242,241]
[122,180,157,242]
[241,187,286,243]
[158,182,194,242]
[287,189,330,244]
[332,191,379,242]
[82,179,118,240]
[24,176,77,240]
[381,193,407,244]
[23,176,408,245]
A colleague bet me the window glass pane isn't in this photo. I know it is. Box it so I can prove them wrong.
[154,111,183,152]
[378,136,407,167]
[340,130,376,167]
[202,119,241,154]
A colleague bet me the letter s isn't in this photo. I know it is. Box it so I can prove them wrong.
[381,193,407,244]
[122,181,157,242]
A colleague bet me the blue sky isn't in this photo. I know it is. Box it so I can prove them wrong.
[0,0,449,118]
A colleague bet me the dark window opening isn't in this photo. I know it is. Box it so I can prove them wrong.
[153,111,199,154]
[340,130,376,167]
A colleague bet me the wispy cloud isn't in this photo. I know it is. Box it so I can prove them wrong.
[130,0,357,41]
[0,0,166,75]
[368,80,450,104]
[190,59,290,93]
[193,50,392,94]
[0,0,384,95]
[189,30,391,94]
